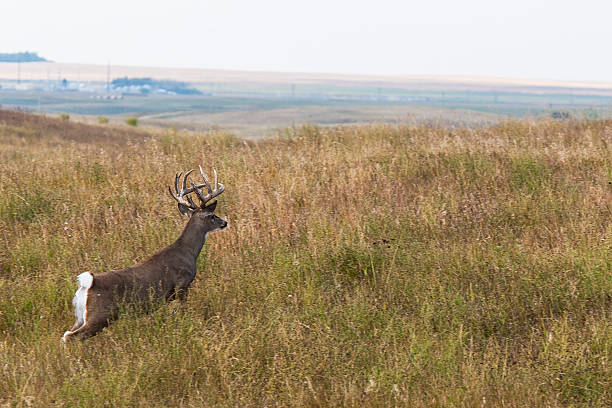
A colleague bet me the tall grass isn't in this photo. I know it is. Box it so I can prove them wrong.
[0,116,611,406]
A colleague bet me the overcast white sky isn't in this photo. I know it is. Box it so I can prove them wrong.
[2,0,611,81]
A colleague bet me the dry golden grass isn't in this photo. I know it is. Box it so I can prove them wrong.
[0,112,611,407]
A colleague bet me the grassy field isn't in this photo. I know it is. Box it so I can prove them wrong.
[5,89,611,139]
[3,62,612,139]
[0,111,611,406]
[0,90,511,138]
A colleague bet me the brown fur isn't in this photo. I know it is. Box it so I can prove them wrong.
[63,201,226,340]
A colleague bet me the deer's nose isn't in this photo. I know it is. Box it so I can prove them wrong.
[221,220,228,229]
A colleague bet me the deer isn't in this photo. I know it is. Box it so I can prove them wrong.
[62,166,227,341]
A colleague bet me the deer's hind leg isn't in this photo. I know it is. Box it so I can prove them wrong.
[62,317,108,342]
[67,318,84,333]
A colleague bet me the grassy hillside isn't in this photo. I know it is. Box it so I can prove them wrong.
[0,111,610,406]
[0,91,506,139]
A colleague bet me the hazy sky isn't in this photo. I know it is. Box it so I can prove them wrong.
[3,0,611,81]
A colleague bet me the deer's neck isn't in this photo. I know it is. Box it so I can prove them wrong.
[174,217,208,261]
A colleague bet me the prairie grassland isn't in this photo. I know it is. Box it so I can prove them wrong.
[0,112,611,407]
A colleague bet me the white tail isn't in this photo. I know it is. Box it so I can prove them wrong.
[62,272,93,342]
[77,271,94,289]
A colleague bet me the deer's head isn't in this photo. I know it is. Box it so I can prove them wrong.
[168,166,228,233]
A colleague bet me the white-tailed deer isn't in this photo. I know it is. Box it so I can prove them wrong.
[62,166,227,341]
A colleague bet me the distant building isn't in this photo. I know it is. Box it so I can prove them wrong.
[111,77,202,95]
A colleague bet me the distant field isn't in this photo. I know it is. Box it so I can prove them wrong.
[142,105,505,138]
[0,111,610,406]
[2,62,612,137]
[3,62,612,94]
[0,91,508,138]
[2,89,611,138]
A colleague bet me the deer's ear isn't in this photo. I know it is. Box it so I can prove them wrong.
[178,203,193,217]
[203,200,217,213]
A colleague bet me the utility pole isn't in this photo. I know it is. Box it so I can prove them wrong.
[106,60,111,94]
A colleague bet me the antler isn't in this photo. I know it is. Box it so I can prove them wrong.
[168,166,225,212]
[168,169,198,211]
[190,166,225,205]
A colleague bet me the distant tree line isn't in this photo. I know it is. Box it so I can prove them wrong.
[0,52,48,62]
[111,77,202,95]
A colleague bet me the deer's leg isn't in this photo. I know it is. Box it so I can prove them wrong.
[173,274,193,303]
[176,287,189,302]
[68,319,83,333]
[62,317,108,342]
[165,289,176,302]
[166,287,188,308]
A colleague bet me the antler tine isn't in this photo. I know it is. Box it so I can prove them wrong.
[215,180,225,195]
[168,186,191,207]
[169,170,199,211]
[198,165,213,194]
[185,194,197,208]
[181,169,194,192]
[190,181,207,205]
[174,172,181,194]
[212,168,225,197]
[168,186,184,203]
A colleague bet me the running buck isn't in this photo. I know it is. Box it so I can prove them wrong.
[62,166,227,341]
